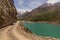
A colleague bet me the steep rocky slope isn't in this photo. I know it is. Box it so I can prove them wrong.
[0,0,17,28]
[22,3,60,22]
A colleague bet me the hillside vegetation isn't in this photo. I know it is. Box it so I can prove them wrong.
[21,3,60,23]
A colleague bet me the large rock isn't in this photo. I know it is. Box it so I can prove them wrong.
[0,0,17,28]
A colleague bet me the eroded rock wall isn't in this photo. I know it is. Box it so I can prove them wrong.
[0,0,17,28]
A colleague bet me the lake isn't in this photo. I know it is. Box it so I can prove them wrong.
[23,22,60,38]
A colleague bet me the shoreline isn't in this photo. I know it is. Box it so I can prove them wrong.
[23,21,60,25]
[18,21,60,40]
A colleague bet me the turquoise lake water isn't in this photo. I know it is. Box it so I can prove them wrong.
[24,23,60,38]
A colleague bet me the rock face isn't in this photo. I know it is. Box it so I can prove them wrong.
[0,0,17,28]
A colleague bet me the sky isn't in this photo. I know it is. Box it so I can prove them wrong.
[14,0,60,14]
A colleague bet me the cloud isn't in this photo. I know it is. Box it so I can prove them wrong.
[47,0,60,4]
[16,0,43,13]
[18,0,24,6]
[29,1,43,9]
[16,8,31,14]
[14,0,47,14]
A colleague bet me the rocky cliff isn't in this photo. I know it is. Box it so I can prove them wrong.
[0,0,17,28]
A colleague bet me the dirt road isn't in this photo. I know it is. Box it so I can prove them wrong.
[0,21,31,40]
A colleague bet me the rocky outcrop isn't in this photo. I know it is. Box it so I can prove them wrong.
[0,0,17,28]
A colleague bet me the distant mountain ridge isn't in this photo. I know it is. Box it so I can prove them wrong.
[21,3,60,23]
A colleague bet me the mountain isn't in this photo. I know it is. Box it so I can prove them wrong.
[22,3,60,23]
[0,0,17,28]
[17,13,23,20]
